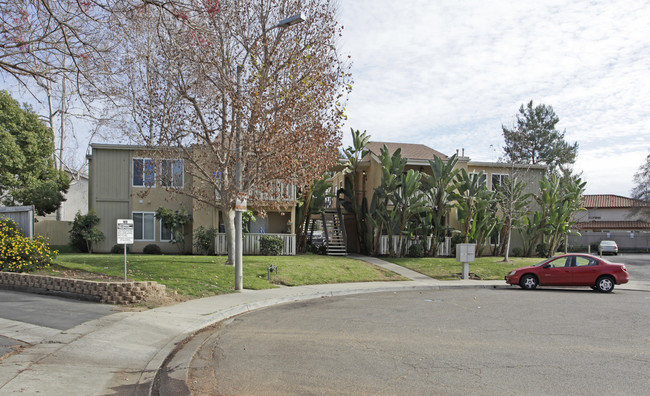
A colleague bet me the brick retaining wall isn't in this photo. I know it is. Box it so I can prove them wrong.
[0,272,166,304]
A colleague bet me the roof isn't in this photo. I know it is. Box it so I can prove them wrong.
[575,220,650,230]
[582,194,649,209]
[366,141,448,161]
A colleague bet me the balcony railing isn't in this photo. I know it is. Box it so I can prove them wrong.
[214,233,296,256]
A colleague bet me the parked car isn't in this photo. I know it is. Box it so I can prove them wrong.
[505,254,629,293]
[599,240,618,255]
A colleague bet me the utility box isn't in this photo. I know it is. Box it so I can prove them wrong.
[456,243,476,280]
[456,243,476,263]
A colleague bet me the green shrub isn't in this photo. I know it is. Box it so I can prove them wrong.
[69,210,105,253]
[143,244,162,255]
[511,247,523,257]
[1,217,57,272]
[260,235,283,256]
[194,226,218,255]
[111,244,129,254]
[407,242,425,258]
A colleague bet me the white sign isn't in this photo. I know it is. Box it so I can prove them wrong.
[117,219,134,244]
[235,194,247,212]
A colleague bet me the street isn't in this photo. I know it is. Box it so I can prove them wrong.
[0,289,116,358]
[188,287,650,395]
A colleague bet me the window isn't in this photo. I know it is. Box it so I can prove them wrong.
[133,158,155,187]
[491,173,508,190]
[133,212,155,241]
[546,257,571,268]
[575,256,598,267]
[160,222,173,242]
[161,159,184,188]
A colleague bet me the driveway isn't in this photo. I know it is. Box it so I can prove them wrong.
[187,288,650,395]
[0,289,116,358]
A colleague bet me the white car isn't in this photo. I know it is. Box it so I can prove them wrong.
[599,240,618,255]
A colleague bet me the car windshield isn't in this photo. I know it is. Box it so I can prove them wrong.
[600,241,616,246]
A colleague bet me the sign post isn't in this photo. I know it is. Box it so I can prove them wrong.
[117,219,134,281]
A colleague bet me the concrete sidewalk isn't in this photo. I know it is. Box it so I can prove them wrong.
[0,256,646,395]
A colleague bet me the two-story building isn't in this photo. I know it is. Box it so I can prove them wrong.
[87,144,297,254]
[329,142,547,255]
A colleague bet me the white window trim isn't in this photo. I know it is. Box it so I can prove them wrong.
[161,159,184,188]
[133,158,156,188]
[159,220,173,242]
[133,211,156,241]
[491,173,509,190]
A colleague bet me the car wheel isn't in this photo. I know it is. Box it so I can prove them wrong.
[519,274,538,290]
[596,276,615,293]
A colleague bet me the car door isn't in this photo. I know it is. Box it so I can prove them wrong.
[539,256,573,285]
[568,255,600,285]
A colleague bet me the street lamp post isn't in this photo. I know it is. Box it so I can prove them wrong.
[234,12,306,291]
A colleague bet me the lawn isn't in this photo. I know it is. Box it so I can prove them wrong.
[45,253,408,298]
[383,256,543,280]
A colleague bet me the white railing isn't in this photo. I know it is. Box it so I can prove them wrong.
[378,236,451,256]
[214,233,296,256]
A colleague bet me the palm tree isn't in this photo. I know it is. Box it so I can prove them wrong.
[422,154,459,256]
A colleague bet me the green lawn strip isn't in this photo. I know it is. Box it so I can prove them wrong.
[48,253,407,297]
[383,256,543,280]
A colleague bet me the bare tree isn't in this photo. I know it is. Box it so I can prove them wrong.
[97,0,350,264]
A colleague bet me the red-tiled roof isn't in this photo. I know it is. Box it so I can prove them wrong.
[582,194,648,208]
[575,221,650,230]
[366,141,448,161]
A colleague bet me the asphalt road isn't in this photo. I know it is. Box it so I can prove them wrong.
[0,289,116,358]
[188,288,650,395]
[608,253,650,280]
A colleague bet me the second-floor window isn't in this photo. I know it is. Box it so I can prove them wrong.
[133,158,155,187]
[161,159,184,188]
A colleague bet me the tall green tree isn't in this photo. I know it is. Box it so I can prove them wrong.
[0,90,69,215]
[502,100,578,175]
[524,174,586,257]
[368,146,406,256]
[631,152,650,219]
[454,170,489,244]
[390,169,428,257]
[341,129,371,253]
[422,154,459,256]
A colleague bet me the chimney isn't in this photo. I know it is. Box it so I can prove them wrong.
[462,148,465,157]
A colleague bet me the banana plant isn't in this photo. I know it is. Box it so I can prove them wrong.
[422,154,459,256]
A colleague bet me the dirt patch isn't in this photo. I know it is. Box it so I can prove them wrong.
[34,267,189,310]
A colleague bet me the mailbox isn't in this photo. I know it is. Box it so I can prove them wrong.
[456,243,476,263]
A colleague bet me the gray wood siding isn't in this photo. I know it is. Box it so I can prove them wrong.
[91,148,132,252]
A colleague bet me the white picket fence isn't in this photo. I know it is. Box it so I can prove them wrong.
[378,236,452,256]
[214,233,296,256]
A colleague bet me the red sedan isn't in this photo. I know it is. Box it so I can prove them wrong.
[505,254,629,293]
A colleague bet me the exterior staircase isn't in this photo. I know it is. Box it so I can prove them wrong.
[322,208,347,256]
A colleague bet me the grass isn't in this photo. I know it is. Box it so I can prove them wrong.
[383,256,544,280]
[45,253,407,298]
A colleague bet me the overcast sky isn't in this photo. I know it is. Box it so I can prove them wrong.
[337,0,650,196]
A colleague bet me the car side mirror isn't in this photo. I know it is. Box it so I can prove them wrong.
[542,264,551,269]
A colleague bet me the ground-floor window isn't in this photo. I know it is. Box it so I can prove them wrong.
[133,212,156,241]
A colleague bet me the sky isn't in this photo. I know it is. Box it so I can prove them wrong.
[3,0,648,197]
[336,0,650,196]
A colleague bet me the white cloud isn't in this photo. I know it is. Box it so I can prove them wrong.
[339,0,650,195]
